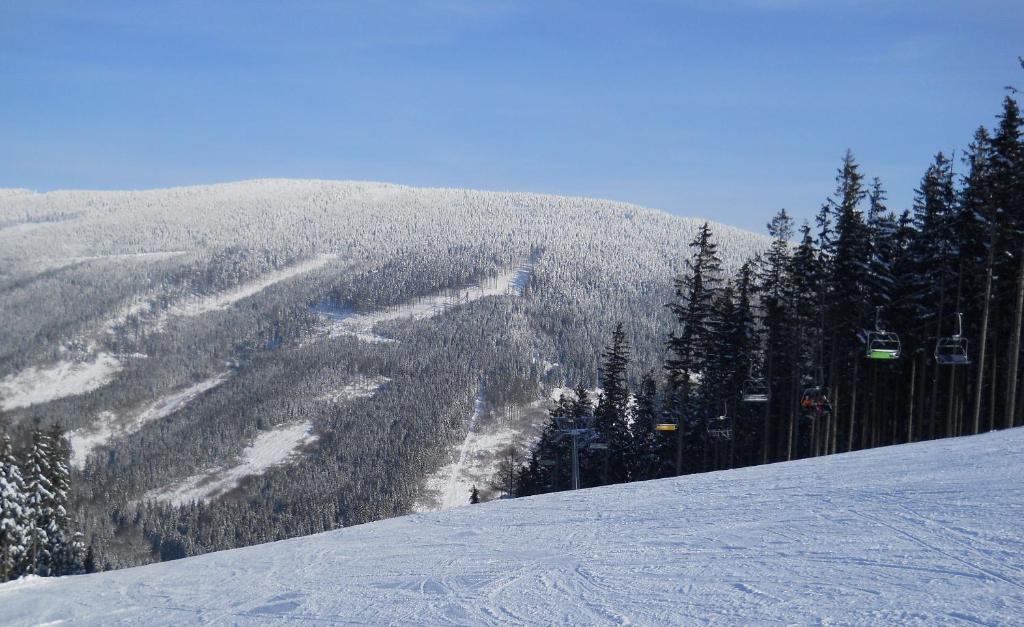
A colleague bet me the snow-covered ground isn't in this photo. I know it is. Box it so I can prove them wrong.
[68,373,231,469]
[143,421,318,506]
[167,254,337,319]
[0,353,122,411]
[4,429,1022,625]
[317,376,390,403]
[415,392,549,512]
[314,264,531,343]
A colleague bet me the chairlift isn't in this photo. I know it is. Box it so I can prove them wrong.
[706,406,733,440]
[741,377,769,403]
[935,313,971,366]
[800,386,831,419]
[864,306,901,360]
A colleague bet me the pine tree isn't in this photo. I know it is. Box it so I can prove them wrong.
[593,324,632,485]
[469,486,480,504]
[665,222,723,475]
[629,370,661,480]
[757,210,795,463]
[0,432,29,582]
[24,428,54,576]
[44,425,84,576]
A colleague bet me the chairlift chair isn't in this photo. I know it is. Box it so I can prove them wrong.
[864,307,901,360]
[741,377,769,403]
[935,313,971,366]
[706,409,733,440]
[800,386,831,419]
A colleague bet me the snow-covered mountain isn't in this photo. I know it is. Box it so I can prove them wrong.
[0,180,769,568]
[2,428,1021,625]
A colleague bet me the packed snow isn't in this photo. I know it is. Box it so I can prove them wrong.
[144,421,318,506]
[68,373,231,469]
[3,429,1022,625]
[0,353,122,411]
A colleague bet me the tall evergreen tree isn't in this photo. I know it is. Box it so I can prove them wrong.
[0,432,28,582]
[593,324,632,484]
[665,222,723,475]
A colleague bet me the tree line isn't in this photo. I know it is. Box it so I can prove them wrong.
[513,89,1024,496]
[1,424,93,582]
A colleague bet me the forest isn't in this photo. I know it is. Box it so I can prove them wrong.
[515,92,1024,497]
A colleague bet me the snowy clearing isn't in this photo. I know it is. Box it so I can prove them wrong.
[68,373,230,469]
[0,353,122,411]
[315,263,532,343]
[144,421,318,506]
[167,255,337,318]
[415,394,549,512]
[317,376,390,403]
[3,428,1022,625]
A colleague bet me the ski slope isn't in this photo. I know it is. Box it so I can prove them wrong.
[3,430,1023,625]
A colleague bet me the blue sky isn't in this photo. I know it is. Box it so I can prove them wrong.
[1,1,1021,231]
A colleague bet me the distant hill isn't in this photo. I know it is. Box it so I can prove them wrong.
[0,180,768,568]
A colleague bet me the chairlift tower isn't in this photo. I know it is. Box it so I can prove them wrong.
[553,412,602,490]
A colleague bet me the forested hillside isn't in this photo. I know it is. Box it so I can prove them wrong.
[0,182,766,570]
[515,94,1024,502]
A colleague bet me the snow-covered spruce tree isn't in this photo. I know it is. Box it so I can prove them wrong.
[45,424,84,576]
[469,486,480,504]
[593,323,632,485]
[665,222,723,476]
[1,432,29,582]
[23,428,54,576]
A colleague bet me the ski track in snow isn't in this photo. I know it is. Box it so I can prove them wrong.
[3,429,1023,625]
[315,261,533,343]
[144,421,318,506]
[167,254,337,318]
[68,373,230,469]
[439,388,486,510]
[0,353,122,411]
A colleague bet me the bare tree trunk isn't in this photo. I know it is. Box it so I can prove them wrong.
[848,357,859,452]
[972,226,996,434]
[989,344,998,432]
[1005,240,1024,430]
[907,356,917,443]
[762,356,773,465]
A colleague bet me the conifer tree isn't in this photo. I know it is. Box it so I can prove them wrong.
[24,428,54,576]
[0,432,28,582]
[665,222,723,475]
[593,323,632,484]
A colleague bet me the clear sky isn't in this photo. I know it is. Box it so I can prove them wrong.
[2,1,1021,231]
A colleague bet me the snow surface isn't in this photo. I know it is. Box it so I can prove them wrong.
[68,373,231,469]
[0,353,122,411]
[6,429,1021,625]
[317,376,390,403]
[144,421,318,506]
